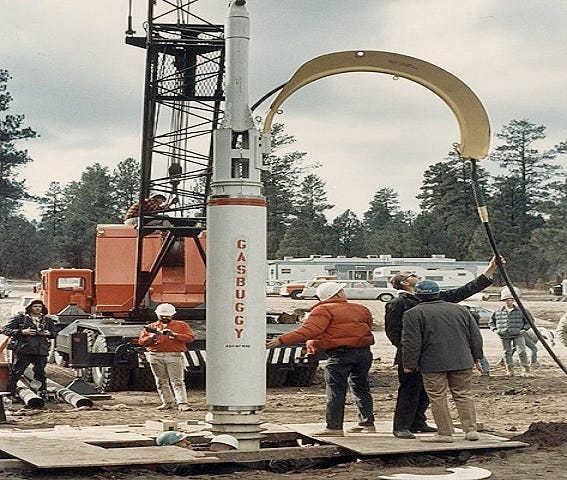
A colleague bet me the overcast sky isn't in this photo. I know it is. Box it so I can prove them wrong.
[2,0,566,220]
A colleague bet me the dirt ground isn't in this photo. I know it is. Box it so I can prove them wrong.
[1,282,567,479]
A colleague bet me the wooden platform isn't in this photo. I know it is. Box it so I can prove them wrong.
[285,421,528,455]
[0,420,527,470]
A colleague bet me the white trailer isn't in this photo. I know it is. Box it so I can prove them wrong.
[372,265,476,290]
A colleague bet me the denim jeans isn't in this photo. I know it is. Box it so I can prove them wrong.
[324,346,374,430]
[501,335,528,368]
[478,357,490,374]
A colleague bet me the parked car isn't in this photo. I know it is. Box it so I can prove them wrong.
[0,277,11,298]
[10,296,39,317]
[279,281,308,299]
[266,280,287,296]
[279,276,336,300]
[461,303,494,328]
[301,280,398,302]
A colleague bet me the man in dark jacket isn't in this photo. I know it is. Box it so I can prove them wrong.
[2,299,56,396]
[267,281,375,437]
[402,280,484,443]
[385,257,498,439]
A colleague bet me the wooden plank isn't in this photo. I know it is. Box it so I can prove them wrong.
[202,445,344,463]
[0,437,219,469]
[0,429,154,447]
[285,423,528,456]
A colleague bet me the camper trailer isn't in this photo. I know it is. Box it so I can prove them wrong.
[373,265,476,290]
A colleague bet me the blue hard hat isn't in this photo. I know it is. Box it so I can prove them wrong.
[156,431,189,446]
[414,280,440,295]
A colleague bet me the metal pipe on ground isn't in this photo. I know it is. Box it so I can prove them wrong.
[15,382,44,409]
[45,379,93,408]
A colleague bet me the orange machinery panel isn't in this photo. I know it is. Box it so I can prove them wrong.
[94,225,206,314]
[40,268,94,315]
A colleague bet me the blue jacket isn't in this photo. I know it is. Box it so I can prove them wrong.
[488,306,529,339]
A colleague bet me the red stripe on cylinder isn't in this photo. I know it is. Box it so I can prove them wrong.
[209,198,266,207]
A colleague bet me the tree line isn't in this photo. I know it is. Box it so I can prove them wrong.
[1,70,566,285]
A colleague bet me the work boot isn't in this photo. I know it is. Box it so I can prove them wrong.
[312,428,344,437]
[393,430,416,439]
[505,365,515,377]
[410,424,438,433]
[346,424,376,433]
[521,365,532,377]
[156,403,175,410]
[178,404,192,412]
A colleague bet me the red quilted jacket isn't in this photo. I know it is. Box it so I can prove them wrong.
[279,298,374,352]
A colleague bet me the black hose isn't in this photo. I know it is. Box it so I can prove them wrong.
[251,83,286,113]
[468,158,567,375]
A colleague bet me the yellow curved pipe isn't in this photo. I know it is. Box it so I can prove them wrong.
[262,50,490,159]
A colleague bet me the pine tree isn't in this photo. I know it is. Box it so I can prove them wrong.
[330,209,365,257]
[112,157,140,216]
[56,164,120,267]
[362,188,415,257]
[261,123,307,259]
[0,70,38,221]
[415,152,488,259]
[276,174,333,258]
[489,119,563,224]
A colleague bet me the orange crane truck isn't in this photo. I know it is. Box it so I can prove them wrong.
[41,224,319,392]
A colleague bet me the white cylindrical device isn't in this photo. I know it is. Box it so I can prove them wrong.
[206,199,266,410]
[206,0,267,416]
[223,0,252,133]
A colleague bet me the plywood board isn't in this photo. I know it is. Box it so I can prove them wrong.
[285,422,528,455]
[0,436,218,468]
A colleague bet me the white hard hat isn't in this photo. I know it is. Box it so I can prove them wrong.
[210,434,239,450]
[500,286,521,301]
[316,282,346,301]
[155,303,176,317]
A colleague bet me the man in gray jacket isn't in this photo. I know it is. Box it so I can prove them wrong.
[402,280,484,443]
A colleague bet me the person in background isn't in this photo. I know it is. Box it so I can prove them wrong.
[488,287,531,377]
[2,299,56,397]
[267,281,375,437]
[464,306,490,376]
[402,280,484,443]
[385,256,500,439]
[138,303,195,411]
[124,194,178,226]
[556,314,567,348]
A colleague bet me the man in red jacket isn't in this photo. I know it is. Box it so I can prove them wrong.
[138,303,195,411]
[267,282,375,436]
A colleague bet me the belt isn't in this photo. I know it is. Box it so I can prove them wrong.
[327,346,369,354]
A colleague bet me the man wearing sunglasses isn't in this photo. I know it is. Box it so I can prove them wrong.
[385,257,500,439]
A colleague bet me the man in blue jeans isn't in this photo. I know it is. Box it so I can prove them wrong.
[267,281,375,436]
